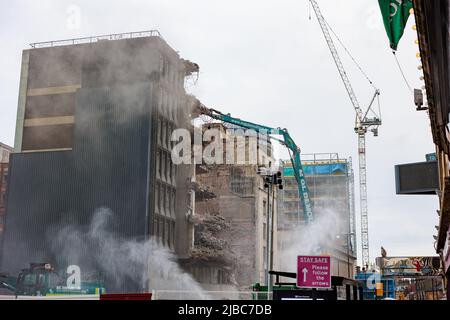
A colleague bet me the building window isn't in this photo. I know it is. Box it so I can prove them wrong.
[171,221,175,249]
[263,246,267,269]
[160,218,164,245]
[160,151,165,181]
[157,119,161,144]
[166,122,171,148]
[263,222,267,240]
[165,59,170,78]
[157,150,161,178]
[154,217,159,237]
[159,56,164,74]
[169,162,174,184]
[165,220,170,247]
[168,187,172,214]
[155,182,160,212]
[163,186,168,214]
[170,100,175,122]
[263,200,267,217]
[171,189,176,215]
[159,120,166,146]
[167,152,172,181]
[165,121,170,149]
[160,185,165,214]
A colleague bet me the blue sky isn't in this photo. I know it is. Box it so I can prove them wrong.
[0,0,439,264]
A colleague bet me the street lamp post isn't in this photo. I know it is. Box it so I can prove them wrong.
[259,168,283,300]
[265,181,271,297]
[336,232,355,279]
[347,233,351,278]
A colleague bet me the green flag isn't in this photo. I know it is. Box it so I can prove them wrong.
[378,0,414,50]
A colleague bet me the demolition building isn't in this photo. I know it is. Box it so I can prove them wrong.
[182,123,278,296]
[278,153,357,278]
[0,31,198,292]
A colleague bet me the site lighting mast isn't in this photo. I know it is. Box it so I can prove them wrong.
[309,0,382,268]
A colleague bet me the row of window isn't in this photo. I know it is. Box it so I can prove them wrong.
[1,168,7,185]
[0,149,9,162]
[281,203,349,215]
[156,148,176,185]
[159,56,184,94]
[153,214,175,249]
[0,168,7,209]
[282,201,303,212]
[157,90,178,124]
[282,190,348,199]
[189,266,230,285]
[153,59,180,250]
[155,181,176,218]
[284,177,348,188]
[0,192,6,206]
[157,117,176,151]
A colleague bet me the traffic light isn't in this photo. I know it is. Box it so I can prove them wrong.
[275,171,283,189]
[264,176,271,189]
[262,171,283,189]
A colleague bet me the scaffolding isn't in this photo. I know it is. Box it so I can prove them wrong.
[279,153,356,258]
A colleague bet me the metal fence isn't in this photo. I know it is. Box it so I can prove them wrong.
[30,30,162,49]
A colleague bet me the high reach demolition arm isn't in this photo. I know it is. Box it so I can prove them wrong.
[196,103,314,224]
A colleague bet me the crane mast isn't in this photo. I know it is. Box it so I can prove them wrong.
[309,0,381,268]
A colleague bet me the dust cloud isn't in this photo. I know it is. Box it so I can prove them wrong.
[52,207,209,299]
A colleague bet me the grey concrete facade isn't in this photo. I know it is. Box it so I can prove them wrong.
[1,33,196,293]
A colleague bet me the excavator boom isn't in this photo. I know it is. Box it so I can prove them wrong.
[196,103,313,223]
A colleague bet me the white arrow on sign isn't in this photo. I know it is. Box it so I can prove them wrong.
[302,267,308,282]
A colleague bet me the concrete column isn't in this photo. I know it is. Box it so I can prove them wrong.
[14,50,30,152]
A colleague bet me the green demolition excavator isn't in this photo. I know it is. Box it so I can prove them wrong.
[195,102,314,224]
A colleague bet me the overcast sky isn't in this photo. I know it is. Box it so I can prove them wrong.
[0,0,439,264]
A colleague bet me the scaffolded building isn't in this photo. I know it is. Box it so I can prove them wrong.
[278,153,357,278]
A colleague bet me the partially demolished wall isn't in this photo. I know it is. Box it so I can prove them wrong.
[189,164,262,290]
